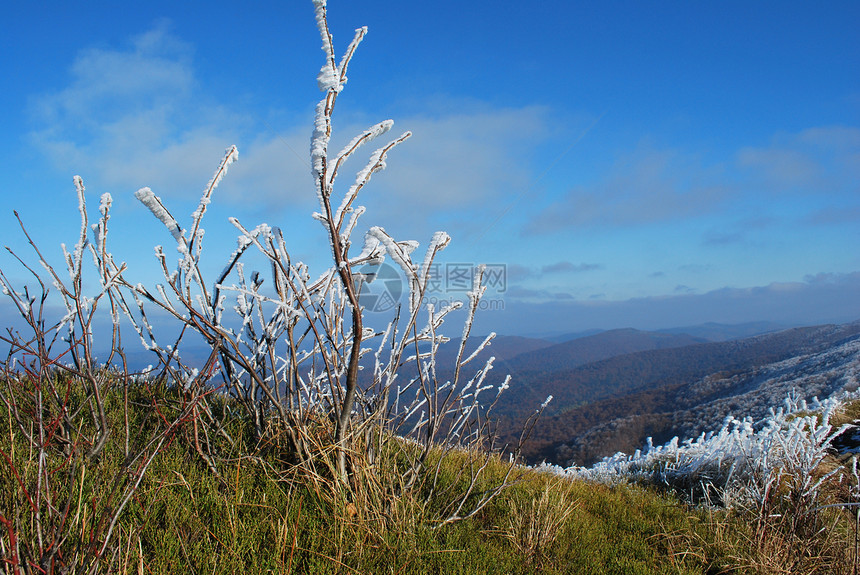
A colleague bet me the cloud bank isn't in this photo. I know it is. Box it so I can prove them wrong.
[474,271,860,336]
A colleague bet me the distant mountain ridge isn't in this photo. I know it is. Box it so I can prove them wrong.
[534,320,790,344]
[498,328,707,374]
[656,321,791,342]
[112,320,801,373]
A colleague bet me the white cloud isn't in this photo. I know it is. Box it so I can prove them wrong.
[524,124,860,236]
[737,147,820,190]
[27,23,551,224]
[700,215,776,246]
[34,22,194,127]
[370,107,547,209]
[217,130,312,208]
[524,142,731,234]
[28,23,240,199]
[737,126,860,195]
[541,261,602,274]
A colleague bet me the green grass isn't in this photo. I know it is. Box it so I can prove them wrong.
[2,376,857,574]
[119,456,717,574]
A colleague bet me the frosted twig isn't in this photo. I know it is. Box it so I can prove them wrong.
[135,188,183,243]
[189,145,238,256]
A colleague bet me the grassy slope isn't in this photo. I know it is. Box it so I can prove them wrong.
[118,449,723,574]
[2,379,855,574]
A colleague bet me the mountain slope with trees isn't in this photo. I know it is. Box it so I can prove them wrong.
[492,321,860,465]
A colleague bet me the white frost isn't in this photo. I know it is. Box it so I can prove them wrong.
[135,187,182,242]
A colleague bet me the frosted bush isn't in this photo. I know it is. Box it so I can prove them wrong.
[0,1,552,544]
[549,392,853,509]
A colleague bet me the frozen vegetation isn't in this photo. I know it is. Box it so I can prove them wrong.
[0,3,554,571]
[550,324,860,467]
[535,336,860,517]
[553,392,853,486]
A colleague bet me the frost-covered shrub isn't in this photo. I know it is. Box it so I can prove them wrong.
[550,393,853,511]
[1,0,549,539]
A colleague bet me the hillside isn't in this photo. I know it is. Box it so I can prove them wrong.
[493,321,860,465]
[400,327,711,391]
[438,334,556,367]
[554,327,860,465]
[4,367,858,573]
[497,328,707,374]
[656,320,790,342]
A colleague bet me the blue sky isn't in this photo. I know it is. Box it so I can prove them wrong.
[1,1,859,337]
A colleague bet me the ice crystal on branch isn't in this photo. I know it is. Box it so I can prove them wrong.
[134,187,182,242]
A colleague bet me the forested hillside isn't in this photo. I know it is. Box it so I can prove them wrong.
[491,321,860,465]
[495,328,707,374]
